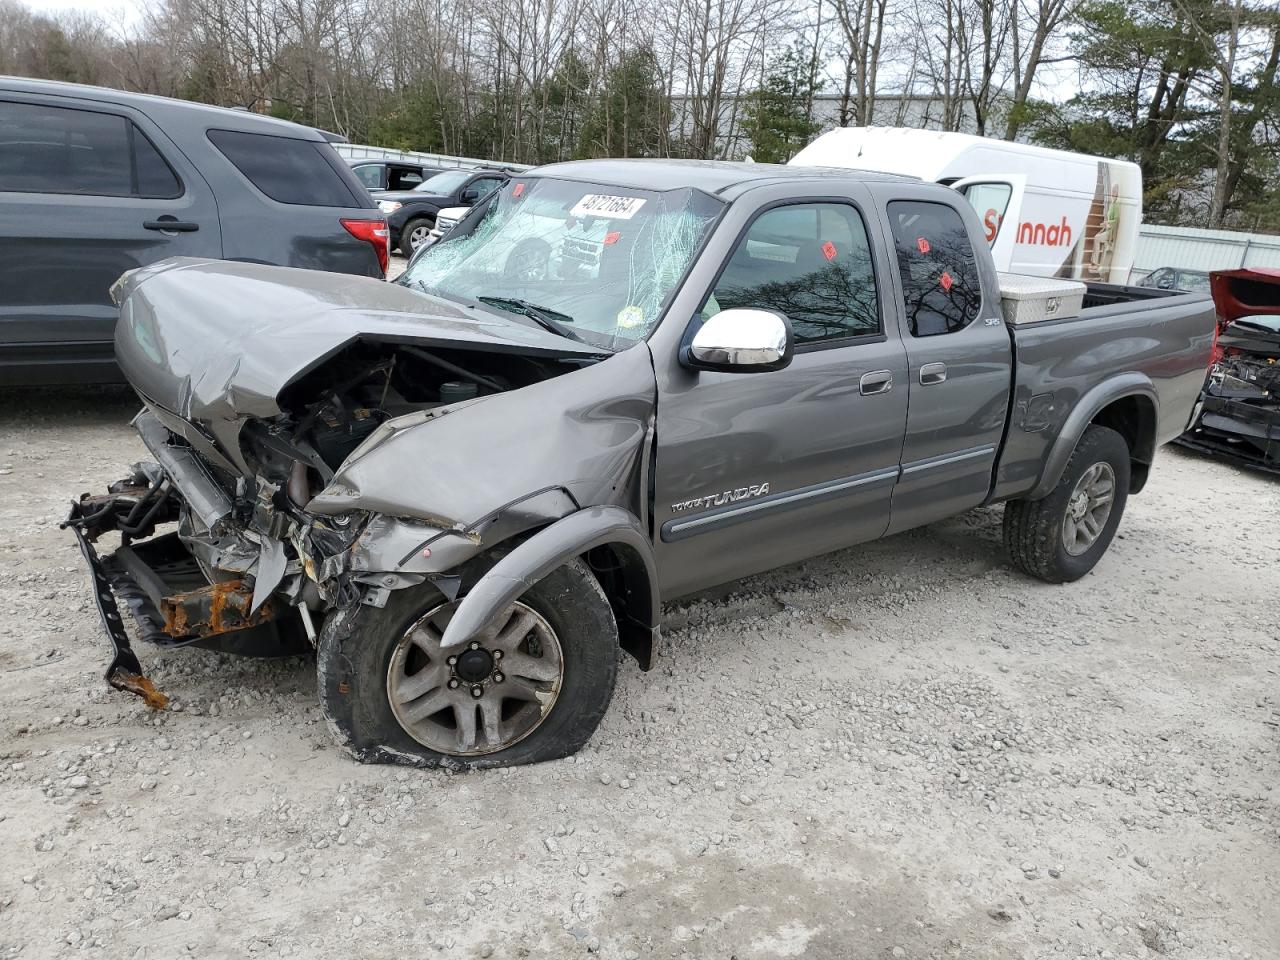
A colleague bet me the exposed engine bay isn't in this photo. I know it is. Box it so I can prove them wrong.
[247,340,588,496]
[1177,270,1280,474]
[1209,350,1280,404]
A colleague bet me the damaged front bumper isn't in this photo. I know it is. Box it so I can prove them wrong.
[61,410,360,708]
[61,411,516,710]
[65,499,171,710]
[1176,389,1280,474]
[63,483,314,710]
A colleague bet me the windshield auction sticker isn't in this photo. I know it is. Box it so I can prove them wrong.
[571,194,647,220]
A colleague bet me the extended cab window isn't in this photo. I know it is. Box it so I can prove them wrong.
[887,200,982,337]
[959,182,1012,244]
[0,100,181,199]
[208,129,360,206]
[704,202,879,344]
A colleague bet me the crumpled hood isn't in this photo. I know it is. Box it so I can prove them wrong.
[112,258,604,425]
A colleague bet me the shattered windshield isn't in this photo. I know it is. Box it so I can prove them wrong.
[399,176,724,347]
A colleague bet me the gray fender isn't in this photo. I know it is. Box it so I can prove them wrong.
[1028,372,1159,500]
[439,505,660,668]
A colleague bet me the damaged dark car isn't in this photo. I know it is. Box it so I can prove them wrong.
[67,160,1216,769]
[1176,268,1280,473]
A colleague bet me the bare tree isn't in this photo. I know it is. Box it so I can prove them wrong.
[831,0,888,125]
[1004,0,1077,139]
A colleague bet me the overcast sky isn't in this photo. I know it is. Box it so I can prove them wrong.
[22,0,142,21]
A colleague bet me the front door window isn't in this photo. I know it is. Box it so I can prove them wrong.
[702,202,880,345]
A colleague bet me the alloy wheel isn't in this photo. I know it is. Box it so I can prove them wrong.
[1062,461,1116,556]
[386,599,564,756]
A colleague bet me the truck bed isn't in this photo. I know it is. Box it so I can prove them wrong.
[1081,281,1187,310]
[991,286,1216,502]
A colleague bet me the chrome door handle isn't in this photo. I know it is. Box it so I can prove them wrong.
[919,362,948,385]
[859,370,893,395]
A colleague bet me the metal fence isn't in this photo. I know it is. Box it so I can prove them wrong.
[1133,224,1280,277]
[333,143,532,173]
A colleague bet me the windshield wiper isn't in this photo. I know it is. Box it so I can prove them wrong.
[476,296,588,344]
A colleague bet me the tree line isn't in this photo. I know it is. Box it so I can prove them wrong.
[0,0,1277,231]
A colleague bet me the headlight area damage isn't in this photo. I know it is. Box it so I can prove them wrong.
[66,259,661,766]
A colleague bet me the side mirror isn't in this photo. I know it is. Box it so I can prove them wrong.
[461,188,479,203]
[680,308,793,373]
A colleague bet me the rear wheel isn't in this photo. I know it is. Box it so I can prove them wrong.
[1003,424,1131,583]
[320,555,620,768]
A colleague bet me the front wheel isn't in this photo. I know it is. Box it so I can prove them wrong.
[1003,424,1131,583]
[318,556,620,768]
[399,216,433,255]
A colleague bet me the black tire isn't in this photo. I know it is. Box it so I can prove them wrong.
[399,216,433,255]
[318,555,619,769]
[1003,424,1131,583]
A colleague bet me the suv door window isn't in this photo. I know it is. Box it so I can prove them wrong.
[131,127,182,198]
[703,202,880,345]
[351,163,384,189]
[959,182,1012,244]
[887,200,982,337]
[0,100,181,198]
[208,128,361,206]
[388,166,424,190]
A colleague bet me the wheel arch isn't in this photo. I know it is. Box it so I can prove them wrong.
[438,506,661,670]
[1029,374,1159,500]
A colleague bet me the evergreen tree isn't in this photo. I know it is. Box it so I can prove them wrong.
[742,46,824,164]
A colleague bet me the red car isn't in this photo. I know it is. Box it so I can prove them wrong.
[1177,268,1280,473]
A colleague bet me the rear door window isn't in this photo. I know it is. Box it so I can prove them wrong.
[887,200,982,337]
[350,163,384,189]
[132,127,182,198]
[0,100,182,199]
[705,201,880,345]
[208,129,361,206]
[388,166,424,190]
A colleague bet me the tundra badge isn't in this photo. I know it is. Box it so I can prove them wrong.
[671,483,771,514]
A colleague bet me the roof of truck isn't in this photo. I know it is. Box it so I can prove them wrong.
[529,158,918,196]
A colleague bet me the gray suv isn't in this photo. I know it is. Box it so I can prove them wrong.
[0,77,389,385]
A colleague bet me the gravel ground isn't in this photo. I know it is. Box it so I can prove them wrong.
[1,382,1278,960]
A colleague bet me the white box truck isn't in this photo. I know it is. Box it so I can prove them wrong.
[789,128,1142,285]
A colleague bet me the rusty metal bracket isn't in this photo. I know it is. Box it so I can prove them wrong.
[65,502,169,710]
[159,579,279,639]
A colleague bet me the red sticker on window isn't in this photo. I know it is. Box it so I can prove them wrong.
[821,240,837,261]
[916,236,931,254]
[603,231,621,246]
[512,182,525,198]
[940,271,954,291]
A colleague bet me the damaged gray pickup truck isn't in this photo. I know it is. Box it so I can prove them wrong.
[67,160,1217,768]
